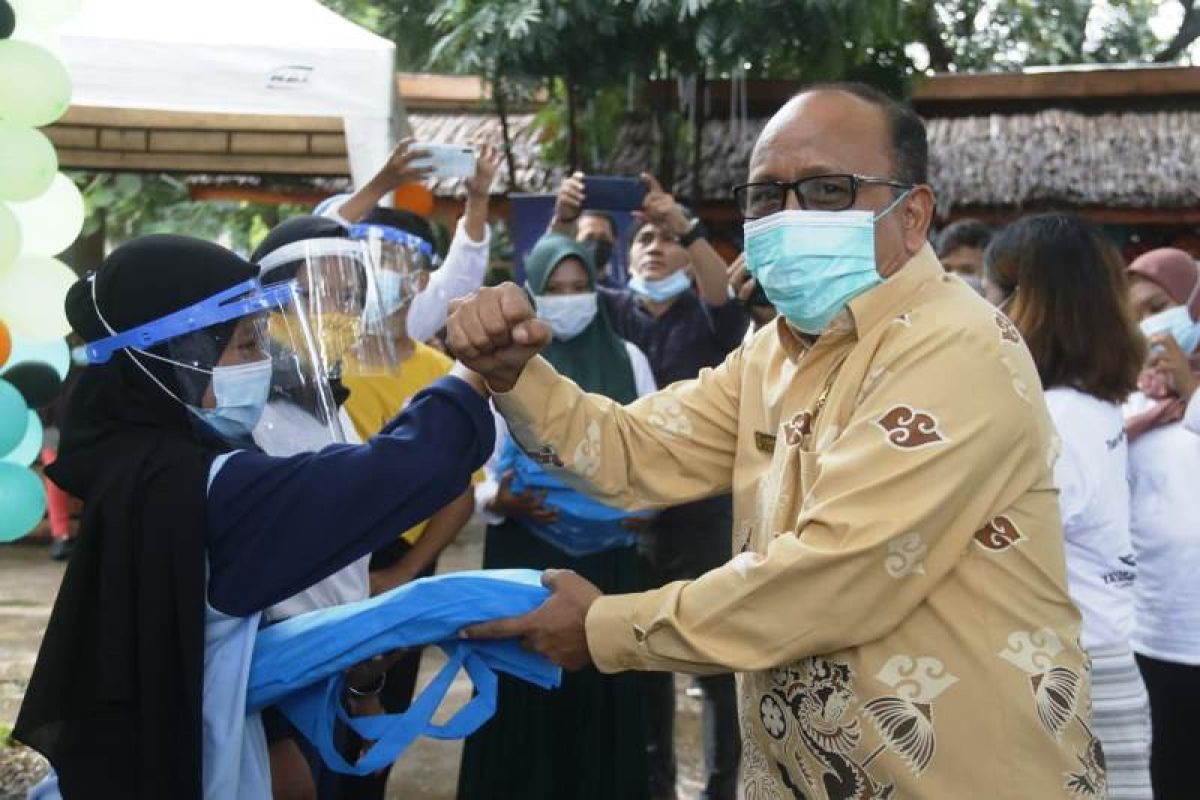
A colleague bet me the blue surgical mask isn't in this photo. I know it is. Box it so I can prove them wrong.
[189,358,273,439]
[628,270,692,303]
[743,191,910,335]
[364,269,416,326]
[1141,304,1200,355]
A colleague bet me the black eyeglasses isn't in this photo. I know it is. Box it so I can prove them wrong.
[732,174,912,219]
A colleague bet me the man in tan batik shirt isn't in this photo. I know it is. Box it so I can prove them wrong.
[450,85,1102,799]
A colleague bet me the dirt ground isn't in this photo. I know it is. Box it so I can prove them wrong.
[0,519,712,799]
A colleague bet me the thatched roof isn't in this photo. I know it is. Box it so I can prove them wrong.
[927,110,1200,211]
[181,110,557,200]
[407,111,562,196]
[606,118,761,200]
[604,107,1200,211]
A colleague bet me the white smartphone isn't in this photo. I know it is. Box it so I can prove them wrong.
[411,143,476,179]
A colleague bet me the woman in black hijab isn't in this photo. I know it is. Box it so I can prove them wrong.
[14,235,494,799]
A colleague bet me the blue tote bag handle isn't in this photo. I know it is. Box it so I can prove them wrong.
[279,642,502,775]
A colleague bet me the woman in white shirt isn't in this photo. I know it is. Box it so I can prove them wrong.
[986,213,1151,800]
[1122,247,1200,800]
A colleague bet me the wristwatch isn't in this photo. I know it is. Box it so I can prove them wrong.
[679,218,708,247]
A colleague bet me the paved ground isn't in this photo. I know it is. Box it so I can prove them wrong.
[0,519,711,799]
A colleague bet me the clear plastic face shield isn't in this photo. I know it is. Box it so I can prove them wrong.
[350,223,439,339]
[76,277,345,447]
[256,237,396,376]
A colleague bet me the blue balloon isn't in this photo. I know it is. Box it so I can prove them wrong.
[1,409,40,466]
[0,378,29,455]
[0,461,45,542]
[5,334,68,379]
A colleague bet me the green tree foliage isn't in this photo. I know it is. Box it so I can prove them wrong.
[911,0,1166,72]
[75,172,307,255]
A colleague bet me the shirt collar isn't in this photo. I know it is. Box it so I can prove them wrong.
[847,243,943,338]
[773,243,944,361]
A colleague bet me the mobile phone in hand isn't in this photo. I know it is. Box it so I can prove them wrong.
[410,143,476,179]
[581,176,647,212]
[746,282,772,308]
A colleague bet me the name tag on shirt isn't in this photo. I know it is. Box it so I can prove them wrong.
[755,431,777,454]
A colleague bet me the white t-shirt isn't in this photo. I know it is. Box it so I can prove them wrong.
[255,402,371,622]
[1125,390,1200,664]
[1045,387,1136,651]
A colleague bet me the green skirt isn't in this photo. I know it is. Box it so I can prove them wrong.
[456,520,649,800]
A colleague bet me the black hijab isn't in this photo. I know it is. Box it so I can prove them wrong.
[15,235,257,800]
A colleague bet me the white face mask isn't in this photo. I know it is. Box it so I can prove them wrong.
[190,358,273,439]
[535,293,598,341]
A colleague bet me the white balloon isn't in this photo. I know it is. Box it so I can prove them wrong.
[10,0,81,28]
[10,21,64,58]
[0,255,77,340]
[10,174,84,257]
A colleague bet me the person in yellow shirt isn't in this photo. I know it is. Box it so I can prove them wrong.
[447,84,1101,799]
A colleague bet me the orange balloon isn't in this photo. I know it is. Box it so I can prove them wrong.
[0,320,10,369]
[393,183,435,217]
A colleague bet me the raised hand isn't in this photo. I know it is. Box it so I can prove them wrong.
[446,283,552,392]
[553,172,586,224]
[637,173,690,237]
[374,138,434,191]
[1147,333,1199,401]
[461,569,602,671]
[465,141,504,198]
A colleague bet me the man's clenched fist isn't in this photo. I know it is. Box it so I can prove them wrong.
[446,283,552,392]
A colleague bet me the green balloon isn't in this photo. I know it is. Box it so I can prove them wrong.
[0,201,19,270]
[0,377,28,456]
[0,41,71,127]
[0,461,45,542]
[1,408,39,466]
[0,121,56,201]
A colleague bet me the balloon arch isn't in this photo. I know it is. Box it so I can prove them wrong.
[0,0,84,542]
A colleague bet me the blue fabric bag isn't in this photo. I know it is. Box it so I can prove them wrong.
[495,438,649,556]
[246,569,560,775]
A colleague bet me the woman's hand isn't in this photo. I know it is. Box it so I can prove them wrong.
[553,172,586,225]
[1125,398,1186,442]
[637,173,690,237]
[487,470,559,524]
[1148,333,1199,401]
[369,138,434,192]
[464,142,504,198]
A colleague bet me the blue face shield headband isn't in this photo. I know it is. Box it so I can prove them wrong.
[347,224,440,270]
[74,277,297,366]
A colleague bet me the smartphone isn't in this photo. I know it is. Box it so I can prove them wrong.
[410,143,476,179]
[582,176,647,212]
[746,282,772,308]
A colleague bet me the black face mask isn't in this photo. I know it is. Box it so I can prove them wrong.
[585,238,614,271]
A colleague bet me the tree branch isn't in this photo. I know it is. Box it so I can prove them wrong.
[920,0,957,72]
[1155,0,1200,63]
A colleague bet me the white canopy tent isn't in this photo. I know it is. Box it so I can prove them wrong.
[56,0,399,186]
